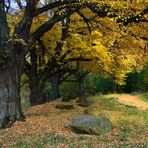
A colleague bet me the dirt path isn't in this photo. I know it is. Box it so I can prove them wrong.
[106,94,148,110]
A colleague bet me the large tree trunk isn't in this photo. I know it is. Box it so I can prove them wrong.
[50,73,61,100]
[26,47,46,106]
[0,68,16,128]
[0,2,24,128]
[114,83,121,94]
[29,80,46,106]
[0,46,24,128]
[77,72,89,107]
[78,77,88,106]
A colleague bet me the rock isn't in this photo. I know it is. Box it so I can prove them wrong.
[69,115,112,135]
[77,99,93,107]
[55,104,74,110]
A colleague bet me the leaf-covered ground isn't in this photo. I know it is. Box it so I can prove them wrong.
[0,95,148,147]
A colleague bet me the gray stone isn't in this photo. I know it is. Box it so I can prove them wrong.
[69,115,112,135]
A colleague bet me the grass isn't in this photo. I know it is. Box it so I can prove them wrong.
[0,94,148,147]
[16,132,70,147]
[86,95,148,127]
[140,93,148,102]
[1,129,147,148]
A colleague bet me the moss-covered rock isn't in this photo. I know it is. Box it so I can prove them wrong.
[69,115,112,135]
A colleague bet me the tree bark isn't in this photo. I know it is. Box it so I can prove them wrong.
[0,1,25,128]
[29,80,46,106]
[78,76,87,106]
[0,44,24,128]
[50,73,61,100]
[114,83,120,94]
[77,72,89,107]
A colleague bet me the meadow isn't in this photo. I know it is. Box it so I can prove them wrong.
[0,93,147,147]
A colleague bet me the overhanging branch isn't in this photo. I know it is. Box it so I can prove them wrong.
[27,8,78,51]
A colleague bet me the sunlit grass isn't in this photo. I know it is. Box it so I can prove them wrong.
[105,93,148,110]
[140,93,148,102]
[85,95,148,127]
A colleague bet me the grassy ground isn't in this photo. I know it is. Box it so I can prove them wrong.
[105,93,148,110]
[0,94,148,147]
[140,93,148,102]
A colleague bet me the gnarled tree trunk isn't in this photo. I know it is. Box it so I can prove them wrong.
[0,2,24,128]
[0,45,24,128]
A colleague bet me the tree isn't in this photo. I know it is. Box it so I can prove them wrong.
[25,13,112,105]
[0,0,147,127]
[0,0,78,127]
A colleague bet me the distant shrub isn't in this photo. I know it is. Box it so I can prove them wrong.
[60,82,78,98]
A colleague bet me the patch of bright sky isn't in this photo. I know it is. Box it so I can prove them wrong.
[6,0,26,13]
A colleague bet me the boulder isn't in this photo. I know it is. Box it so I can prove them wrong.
[69,115,112,135]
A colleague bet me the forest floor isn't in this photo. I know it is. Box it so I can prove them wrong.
[0,94,148,147]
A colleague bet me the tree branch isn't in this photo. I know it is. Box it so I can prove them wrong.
[27,8,78,50]
[33,0,80,17]
[116,6,148,25]
[77,10,93,33]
